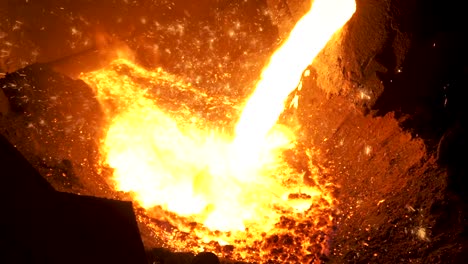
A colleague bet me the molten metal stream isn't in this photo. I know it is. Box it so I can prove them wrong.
[234,0,356,151]
[80,0,356,259]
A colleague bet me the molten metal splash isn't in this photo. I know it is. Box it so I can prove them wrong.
[80,0,355,261]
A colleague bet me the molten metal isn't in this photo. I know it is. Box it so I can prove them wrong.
[80,0,355,261]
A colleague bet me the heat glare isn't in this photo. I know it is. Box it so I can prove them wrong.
[81,0,356,261]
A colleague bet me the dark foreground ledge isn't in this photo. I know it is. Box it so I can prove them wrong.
[0,134,147,264]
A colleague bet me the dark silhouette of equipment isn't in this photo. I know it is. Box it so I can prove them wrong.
[0,134,147,264]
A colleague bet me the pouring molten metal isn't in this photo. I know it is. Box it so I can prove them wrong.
[81,0,356,261]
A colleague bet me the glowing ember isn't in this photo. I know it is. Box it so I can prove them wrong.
[80,0,356,261]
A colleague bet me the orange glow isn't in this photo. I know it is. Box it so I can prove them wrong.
[81,59,312,233]
[80,0,356,260]
[234,0,356,150]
